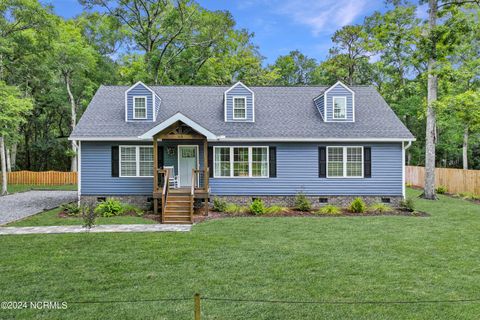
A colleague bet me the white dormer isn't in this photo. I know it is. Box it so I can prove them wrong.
[125,81,161,122]
[314,81,355,122]
[224,82,254,122]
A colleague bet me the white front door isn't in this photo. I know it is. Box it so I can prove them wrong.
[178,146,198,187]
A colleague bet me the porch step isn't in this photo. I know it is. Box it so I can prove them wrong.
[162,193,193,224]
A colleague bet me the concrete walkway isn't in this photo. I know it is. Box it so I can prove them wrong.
[0,190,77,225]
[0,224,192,235]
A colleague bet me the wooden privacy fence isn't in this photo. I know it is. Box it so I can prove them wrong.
[7,171,77,185]
[406,166,480,195]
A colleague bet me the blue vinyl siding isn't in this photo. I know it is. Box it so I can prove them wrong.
[81,141,204,195]
[209,142,402,196]
[81,141,153,195]
[225,83,254,122]
[325,84,354,122]
[81,141,402,196]
[126,83,154,121]
[314,95,325,119]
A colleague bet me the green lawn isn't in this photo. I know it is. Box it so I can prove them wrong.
[6,184,77,194]
[6,207,157,227]
[1,188,479,319]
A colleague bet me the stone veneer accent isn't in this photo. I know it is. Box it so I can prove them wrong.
[80,195,153,210]
[211,195,403,208]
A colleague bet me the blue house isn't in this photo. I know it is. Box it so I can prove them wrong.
[70,81,414,223]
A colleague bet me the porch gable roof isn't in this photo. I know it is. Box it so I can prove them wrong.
[138,112,219,140]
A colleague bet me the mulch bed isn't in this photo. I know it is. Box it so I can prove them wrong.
[193,208,428,223]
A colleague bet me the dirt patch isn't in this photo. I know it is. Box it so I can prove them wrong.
[193,208,428,223]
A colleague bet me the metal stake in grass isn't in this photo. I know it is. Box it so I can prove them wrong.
[194,293,201,320]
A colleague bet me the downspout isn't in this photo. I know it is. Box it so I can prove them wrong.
[402,141,413,198]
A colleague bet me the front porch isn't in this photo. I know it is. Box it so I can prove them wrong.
[149,119,211,224]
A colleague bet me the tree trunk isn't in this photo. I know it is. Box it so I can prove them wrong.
[6,147,11,172]
[65,73,77,172]
[463,126,468,170]
[0,137,8,196]
[10,143,17,170]
[423,0,438,200]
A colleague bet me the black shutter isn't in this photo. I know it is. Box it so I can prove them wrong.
[269,146,277,178]
[364,147,371,178]
[157,146,164,169]
[318,146,326,178]
[111,146,119,177]
[208,147,213,177]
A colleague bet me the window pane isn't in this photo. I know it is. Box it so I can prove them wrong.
[120,146,137,177]
[134,97,146,118]
[233,147,249,176]
[346,147,362,177]
[233,98,246,119]
[139,147,153,176]
[333,98,346,119]
[121,161,137,177]
[252,147,268,177]
[215,147,231,177]
[327,147,343,177]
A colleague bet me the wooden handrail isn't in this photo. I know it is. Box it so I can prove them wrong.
[159,169,169,223]
[190,169,195,222]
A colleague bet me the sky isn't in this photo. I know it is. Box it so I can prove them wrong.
[48,0,428,65]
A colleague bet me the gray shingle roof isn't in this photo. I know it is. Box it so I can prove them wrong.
[70,85,414,140]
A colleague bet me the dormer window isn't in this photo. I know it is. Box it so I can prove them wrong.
[233,97,247,119]
[133,96,147,119]
[333,96,347,119]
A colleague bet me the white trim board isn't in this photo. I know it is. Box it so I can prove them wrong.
[70,136,416,142]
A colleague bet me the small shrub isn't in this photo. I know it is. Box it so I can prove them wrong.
[369,203,393,213]
[213,197,227,212]
[399,198,415,212]
[123,204,144,216]
[317,205,341,215]
[294,192,312,211]
[249,199,266,215]
[82,205,96,229]
[224,203,247,215]
[265,205,288,215]
[61,203,81,216]
[405,182,413,188]
[457,192,480,201]
[436,185,447,194]
[349,198,367,213]
[94,198,124,217]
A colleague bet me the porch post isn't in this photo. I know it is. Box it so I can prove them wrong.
[203,138,209,216]
[153,136,158,214]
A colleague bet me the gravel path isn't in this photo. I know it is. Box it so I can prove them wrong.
[0,224,191,235]
[0,191,77,225]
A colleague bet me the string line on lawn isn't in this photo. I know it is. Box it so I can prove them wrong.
[66,297,480,305]
[201,297,480,305]
[68,297,190,304]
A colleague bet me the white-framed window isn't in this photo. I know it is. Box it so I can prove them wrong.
[233,97,247,119]
[133,96,147,119]
[214,146,269,178]
[333,96,347,119]
[327,146,363,178]
[120,146,153,177]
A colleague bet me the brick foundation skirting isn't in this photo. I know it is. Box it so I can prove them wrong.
[211,195,403,208]
[80,195,153,210]
[81,194,403,211]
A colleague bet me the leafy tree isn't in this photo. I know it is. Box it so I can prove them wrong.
[321,25,373,85]
[0,82,33,194]
[268,50,317,85]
